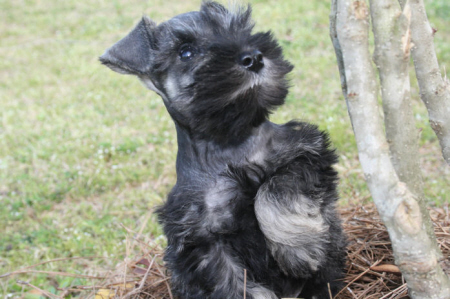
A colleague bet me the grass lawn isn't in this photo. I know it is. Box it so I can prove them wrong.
[1,0,449,297]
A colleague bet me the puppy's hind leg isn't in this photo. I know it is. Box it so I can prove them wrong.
[198,244,278,299]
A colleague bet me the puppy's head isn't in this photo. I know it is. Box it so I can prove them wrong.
[100,1,293,142]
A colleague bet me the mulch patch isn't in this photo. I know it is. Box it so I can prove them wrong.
[4,204,450,298]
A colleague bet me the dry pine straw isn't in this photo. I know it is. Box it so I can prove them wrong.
[5,204,450,299]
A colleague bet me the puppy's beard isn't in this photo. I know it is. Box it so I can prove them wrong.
[229,59,277,100]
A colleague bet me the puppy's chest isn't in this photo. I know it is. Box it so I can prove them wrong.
[200,152,268,234]
[200,175,255,234]
[175,129,275,234]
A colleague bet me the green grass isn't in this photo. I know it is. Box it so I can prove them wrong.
[0,0,449,297]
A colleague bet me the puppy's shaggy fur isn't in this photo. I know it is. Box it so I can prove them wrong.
[100,2,346,298]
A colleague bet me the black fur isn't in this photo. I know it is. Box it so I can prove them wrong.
[100,2,346,298]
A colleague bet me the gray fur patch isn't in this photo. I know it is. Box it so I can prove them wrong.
[255,183,329,274]
[208,245,278,299]
[139,76,162,94]
[203,178,236,233]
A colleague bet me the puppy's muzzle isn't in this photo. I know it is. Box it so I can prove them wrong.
[240,49,264,73]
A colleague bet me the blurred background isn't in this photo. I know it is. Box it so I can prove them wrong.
[0,0,449,297]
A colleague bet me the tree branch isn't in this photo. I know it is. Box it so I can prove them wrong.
[369,0,440,258]
[370,0,422,197]
[331,0,450,297]
[399,0,450,165]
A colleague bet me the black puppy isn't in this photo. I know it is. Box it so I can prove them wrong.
[100,1,346,298]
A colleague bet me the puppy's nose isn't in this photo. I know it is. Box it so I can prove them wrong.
[240,50,264,72]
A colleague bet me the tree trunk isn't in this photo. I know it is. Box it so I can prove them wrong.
[370,0,441,259]
[330,0,450,298]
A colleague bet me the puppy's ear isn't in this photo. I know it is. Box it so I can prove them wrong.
[100,16,157,75]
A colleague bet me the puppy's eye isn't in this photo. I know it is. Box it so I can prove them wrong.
[179,44,196,61]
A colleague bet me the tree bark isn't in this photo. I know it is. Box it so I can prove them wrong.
[329,0,347,96]
[398,0,450,165]
[369,0,440,259]
[330,0,450,297]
